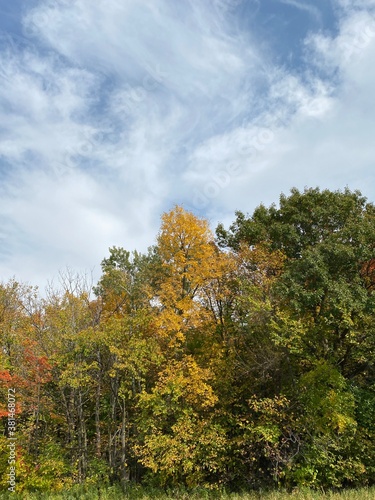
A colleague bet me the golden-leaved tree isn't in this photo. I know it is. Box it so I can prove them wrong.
[154,205,220,345]
[135,206,230,487]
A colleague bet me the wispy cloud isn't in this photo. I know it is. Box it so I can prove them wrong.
[0,0,374,289]
[278,0,322,22]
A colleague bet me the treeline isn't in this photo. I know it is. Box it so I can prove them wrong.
[1,187,375,493]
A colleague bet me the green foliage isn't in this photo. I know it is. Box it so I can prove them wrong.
[0,437,72,492]
[283,363,364,488]
[136,356,227,488]
[1,188,375,493]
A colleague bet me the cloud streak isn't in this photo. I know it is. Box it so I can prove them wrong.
[278,0,322,23]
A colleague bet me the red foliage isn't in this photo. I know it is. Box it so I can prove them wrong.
[0,370,12,383]
[360,258,375,290]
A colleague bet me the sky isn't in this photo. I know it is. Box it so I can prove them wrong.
[0,0,375,290]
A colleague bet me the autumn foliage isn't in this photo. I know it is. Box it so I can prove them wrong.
[1,189,375,493]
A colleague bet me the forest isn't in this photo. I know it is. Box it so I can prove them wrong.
[1,187,375,495]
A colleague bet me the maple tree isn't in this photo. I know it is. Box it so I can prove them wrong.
[154,205,222,346]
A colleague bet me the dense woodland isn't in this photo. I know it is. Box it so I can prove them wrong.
[1,187,375,493]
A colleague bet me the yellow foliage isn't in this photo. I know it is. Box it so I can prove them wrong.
[155,206,227,344]
[140,355,218,412]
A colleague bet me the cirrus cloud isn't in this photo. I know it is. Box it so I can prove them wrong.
[0,0,374,290]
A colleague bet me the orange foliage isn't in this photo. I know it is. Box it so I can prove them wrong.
[360,258,375,290]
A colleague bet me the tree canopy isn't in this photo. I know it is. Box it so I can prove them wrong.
[1,188,375,493]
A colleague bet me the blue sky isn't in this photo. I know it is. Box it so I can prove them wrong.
[0,0,375,289]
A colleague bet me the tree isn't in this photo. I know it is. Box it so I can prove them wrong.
[135,355,226,488]
[94,247,162,486]
[154,205,224,349]
[216,187,375,488]
[217,187,375,375]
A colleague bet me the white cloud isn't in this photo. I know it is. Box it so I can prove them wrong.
[1,0,263,289]
[335,0,375,10]
[0,0,374,289]
[306,9,375,73]
[278,0,322,22]
[23,0,256,100]
[178,0,375,223]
